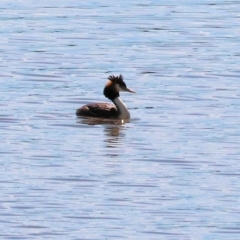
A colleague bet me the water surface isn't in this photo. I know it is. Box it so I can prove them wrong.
[1,0,240,239]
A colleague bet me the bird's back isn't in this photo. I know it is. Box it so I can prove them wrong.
[76,103,118,119]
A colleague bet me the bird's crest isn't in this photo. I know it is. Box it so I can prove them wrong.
[108,75,126,88]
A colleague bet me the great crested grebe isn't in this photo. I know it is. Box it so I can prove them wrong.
[76,75,135,119]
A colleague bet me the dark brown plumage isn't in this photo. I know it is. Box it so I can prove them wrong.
[76,103,118,118]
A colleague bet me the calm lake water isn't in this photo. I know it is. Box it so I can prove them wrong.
[1,0,240,239]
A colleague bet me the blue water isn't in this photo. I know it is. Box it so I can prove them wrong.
[1,1,240,239]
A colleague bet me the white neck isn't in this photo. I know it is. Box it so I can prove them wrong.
[113,97,130,119]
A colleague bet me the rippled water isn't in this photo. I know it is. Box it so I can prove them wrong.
[1,0,240,239]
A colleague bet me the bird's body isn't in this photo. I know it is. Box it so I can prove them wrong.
[76,75,135,119]
[76,102,118,119]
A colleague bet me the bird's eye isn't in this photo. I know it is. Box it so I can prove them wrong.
[119,84,127,91]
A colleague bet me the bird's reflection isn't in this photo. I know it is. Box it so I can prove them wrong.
[77,116,130,126]
[104,125,121,137]
[103,125,125,158]
[77,116,129,153]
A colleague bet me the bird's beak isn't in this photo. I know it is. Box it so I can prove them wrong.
[122,86,136,93]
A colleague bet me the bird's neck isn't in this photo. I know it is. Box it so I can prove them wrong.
[112,97,130,119]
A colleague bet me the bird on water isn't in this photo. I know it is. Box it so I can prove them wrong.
[76,75,135,119]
